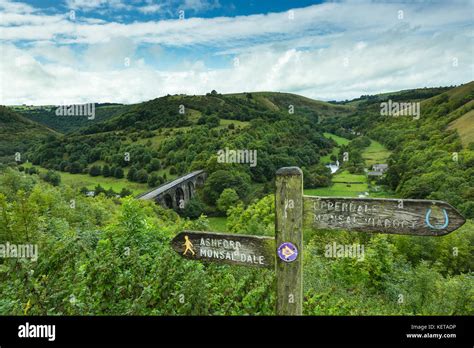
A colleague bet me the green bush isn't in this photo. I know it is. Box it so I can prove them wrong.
[42,170,61,186]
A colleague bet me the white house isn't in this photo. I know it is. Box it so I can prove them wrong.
[372,164,388,173]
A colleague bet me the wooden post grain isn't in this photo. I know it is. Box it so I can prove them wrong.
[275,167,303,315]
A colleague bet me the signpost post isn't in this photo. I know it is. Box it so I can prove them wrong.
[275,167,304,316]
[170,167,466,316]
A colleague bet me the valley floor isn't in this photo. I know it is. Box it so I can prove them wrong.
[304,136,392,198]
[210,134,394,232]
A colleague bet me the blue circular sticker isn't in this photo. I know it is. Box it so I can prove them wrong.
[277,242,298,262]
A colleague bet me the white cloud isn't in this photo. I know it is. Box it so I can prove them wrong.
[0,0,34,13]
[180,0,220,13]
[138,4,162,14]
[82,37,137,70]
[65,0,130,11]
[0,0,473,104]
[2,1,472,47]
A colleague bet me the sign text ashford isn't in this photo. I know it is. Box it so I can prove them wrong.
[171,231,275,268]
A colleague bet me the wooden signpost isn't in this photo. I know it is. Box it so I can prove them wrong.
[275,167,303,316]
[170,167,466,316]
[171,231,275,268]
[303,196,465,236]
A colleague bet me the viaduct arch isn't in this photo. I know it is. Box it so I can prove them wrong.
[136,170,207,211]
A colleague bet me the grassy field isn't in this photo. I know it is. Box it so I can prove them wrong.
[312,133,392,170]
[132,119,250,150]
[133,133,167,149]
[305,170,369,197]
[207,216,228,232]
[219,119,250,129]
[310,130,395,199]
[186,109,203,123]
[362,139,391,166]
[59,172,148,195]
[304,183,368,197]
[332,170,366,183]
[320,147,338,164]
[304,184,394,198]
[320,132,351,164]
[323,132,350,146]
[448,108,474,148]
[23,162,149,195]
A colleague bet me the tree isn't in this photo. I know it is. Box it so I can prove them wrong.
[102,165,111,177]
[119,187,133,197]
[114,167,124,179]
[94,184,105,196]
[89,165,102,177]
[169,166,177,175]
[42,170,61,186]
[27,167,39,175]
[147,173,160,188]
[69,162,82,174]
[303,165,332,188]
[226,195,274,236]
[217,188,240,214]
[147,158,161,172]
[59,161,70,172]
[181,197,206,219]
[203,170,250,205]
[197,115,220,128]
[135,169,149,183]
[157,176,164,185]
[206,115,220,128]
[127,167,137,181]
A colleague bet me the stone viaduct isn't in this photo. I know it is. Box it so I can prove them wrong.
[136,170,207,210]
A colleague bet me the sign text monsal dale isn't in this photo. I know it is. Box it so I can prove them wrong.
[171,231,275,268]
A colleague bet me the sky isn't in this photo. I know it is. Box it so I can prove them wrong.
[0,0,473,105]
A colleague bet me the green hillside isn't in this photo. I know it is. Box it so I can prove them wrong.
[368,82,474,218]
[22,91,355,203]
[14,83,473,220]
[448,109,474,148]
[339,86,453,107]
[0,106,56,164]
[73,91,353,135]
[228,91,353,120]
[13,103,132,134]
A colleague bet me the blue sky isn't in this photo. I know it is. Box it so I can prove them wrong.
[0,0,473,104]
[23,0,323,20]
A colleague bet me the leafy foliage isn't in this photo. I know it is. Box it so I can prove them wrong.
[217,188,240,214]
[0,169,275,315]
